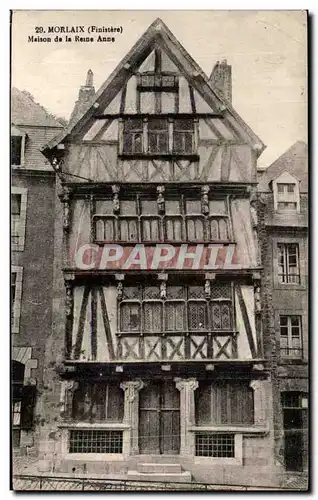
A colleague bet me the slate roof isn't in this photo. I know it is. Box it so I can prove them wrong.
[258,141,308,193]
[11,87,63,128]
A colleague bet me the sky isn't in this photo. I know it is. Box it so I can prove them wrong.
[11,10,307,169]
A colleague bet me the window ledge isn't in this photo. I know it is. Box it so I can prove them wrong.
[58,422,130,430]
[118,153,199,161]
[274,284,306,292]
[63,453,125,461]
[189,425,269,435]
[279,358,307,365]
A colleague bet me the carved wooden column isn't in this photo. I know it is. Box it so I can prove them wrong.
[64,273,75,359]
[120,380,145,455]
[115,274,124,359]
[175,378,198,456]
[253,271,262,358]
[201,185,210,215]
[60,186,72,232]
[157,186,165,241]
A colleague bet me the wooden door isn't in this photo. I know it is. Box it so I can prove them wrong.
[139,381,180,454]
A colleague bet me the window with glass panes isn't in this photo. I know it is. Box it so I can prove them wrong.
[121,117,195,155]
[138,73,179,91]
[280,315,303,358]
[119,282,233,334]
[195,381,254,425]
[93,194,231,243]
[276,183,298,211]
[11,194,21,244]
[147,118,169,153]
[123,118,143,154]
[173,119,194,153]
[11,136,23,166]
[278,243,300,284]
[11,272,17,322]
[72,382,124,422]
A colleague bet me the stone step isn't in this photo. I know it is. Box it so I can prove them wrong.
[136,454,181,464]
[127,470,192,483]
[138,463,182,474]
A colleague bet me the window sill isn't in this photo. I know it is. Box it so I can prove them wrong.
[58,422,130,430]
[274,283,306,291]
[189,425,269,436]
[63,453,125,461]
[93,240,235,246]
[118,153,199,161]
[11,244,25,252]
[278,358,307,366]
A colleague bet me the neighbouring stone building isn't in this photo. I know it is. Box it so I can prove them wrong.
[11,89,63,453]
[258,141,308,476]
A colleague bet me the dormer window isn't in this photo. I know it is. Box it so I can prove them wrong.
[11,126,26,167]
[272,172,300,212]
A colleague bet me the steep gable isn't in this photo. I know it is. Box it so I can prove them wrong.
[42,18,264,158]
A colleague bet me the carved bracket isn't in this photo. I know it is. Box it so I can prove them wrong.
[158,273,168,300]
[115,273,125,301]
[201,185,210,215]
[112,185,120,214]
[204,280,211,299]
[157,185,165,214]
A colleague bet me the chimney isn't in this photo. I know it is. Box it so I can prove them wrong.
[209,59,232,104]
[69,69,95,124]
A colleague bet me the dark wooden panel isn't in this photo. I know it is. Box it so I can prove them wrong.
[139,381,180,455]
[139,384,160,454]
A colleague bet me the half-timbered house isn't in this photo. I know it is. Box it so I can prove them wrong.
[40,18,278,485]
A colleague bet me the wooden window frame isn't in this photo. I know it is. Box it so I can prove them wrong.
[137,72,179,93]
[280,315,303,359]
[71,382,124,423]
[11,128,26,167]
[120,117,197,157]
[11,266,23,334]
[118,282,234,335]
[278,243,300,284]
[93,193,232,244]
[11,187,28,251]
